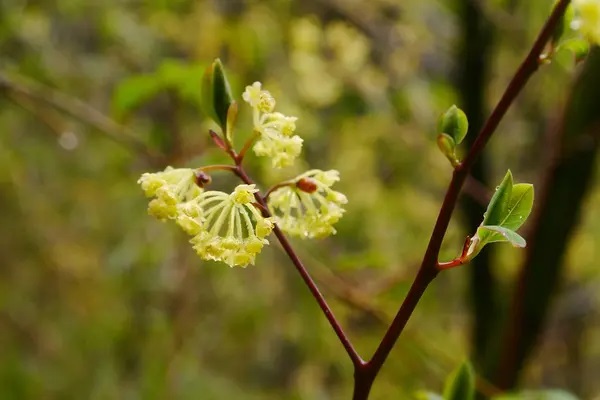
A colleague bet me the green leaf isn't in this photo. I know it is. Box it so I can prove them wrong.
[437,133,457,165]
[157,59,205,105]
[482,170,513,226]
[225,101,238,143]
[478,225,526,248]
[438,105,469,144]
[466,171,534,260]
[498,183,534,231]
[443,361,475,400]
[112,60,207,120]
[112,74,161,119]
[201,58,234,132]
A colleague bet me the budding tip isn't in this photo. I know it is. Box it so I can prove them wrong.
[194,170,212,187]
[296,178,318,193]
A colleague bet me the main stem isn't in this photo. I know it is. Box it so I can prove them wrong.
[352,0,571,397]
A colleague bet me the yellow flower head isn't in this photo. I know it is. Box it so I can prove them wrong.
[242,82,276,113]
[186,184,274,267]
[573,0,600,44]
[139,170,273,267]
[242,81,303,168]
[138,167,203,220]
[267,170,348,238]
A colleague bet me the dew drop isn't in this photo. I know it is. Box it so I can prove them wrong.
[58,131,78,150]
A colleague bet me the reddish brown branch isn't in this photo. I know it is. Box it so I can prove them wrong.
[234,165,365,368]
[350,1,572,397]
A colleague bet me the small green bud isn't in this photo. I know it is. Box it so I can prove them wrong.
[438,105,469,145]
[201,58,234,132]
[437,133,458,166]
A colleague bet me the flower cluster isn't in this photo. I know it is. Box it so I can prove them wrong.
[572,0,600,45]
[138,69,349,268]
[138,168,274,267]
[138,167,203,221]
[267,170,347,238]
[242,82,303,168]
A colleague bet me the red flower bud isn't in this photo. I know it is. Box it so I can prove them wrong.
[296,178,318,193]
[194,170,212,187]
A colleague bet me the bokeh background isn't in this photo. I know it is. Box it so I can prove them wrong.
[1,0,599,399]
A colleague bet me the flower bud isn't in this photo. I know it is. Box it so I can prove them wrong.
[438,105,469,145]
[194,170,212,187]
[296,177,318,193]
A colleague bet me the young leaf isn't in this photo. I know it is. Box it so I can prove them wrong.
[478,225,526,248]
[438,105,469,144]
[498,183,534,231]
[201,58,234,132]
[466,171,534,260]
[157,60,205,105]
[437,133,457,165]
[112,74,161,119]
[482,170,513,226]
[225,101,238,143]
[443,361,475,400]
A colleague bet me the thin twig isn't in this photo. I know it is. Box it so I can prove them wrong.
[264,181,294,201]
[236,131,260,164]
[298,251,391,325]
[199,164,238,173]
[234,165,365,367]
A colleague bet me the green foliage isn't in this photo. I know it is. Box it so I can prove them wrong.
[436,105,468,166]
[437,133,459,166]
[477,225,526,248]
[438,105,469,145]
[442,361,475,400]
[201,58,234,133]
[112,59,206,119]
[469,171,534,259]
[112,75,161,118]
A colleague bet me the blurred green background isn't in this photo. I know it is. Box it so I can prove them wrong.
[1,0,599,399]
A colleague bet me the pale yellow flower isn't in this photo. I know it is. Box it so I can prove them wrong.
[253,130,303,169]
[242,81,303,168]
[186,184,274,267]
[137,167,203,220]
[267,170,347,238]
[139,170,274,267]
[242,82,276,113]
